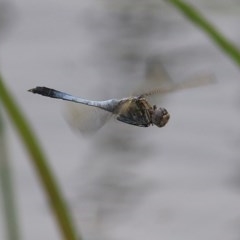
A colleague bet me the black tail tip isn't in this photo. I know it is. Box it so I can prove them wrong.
[28,86,48,95]
[28,87,40,93]
[28,86,56,97]
[28,87,45,93]
[28,88,35,93]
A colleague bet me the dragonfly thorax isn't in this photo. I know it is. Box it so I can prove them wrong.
[151,106,170,128]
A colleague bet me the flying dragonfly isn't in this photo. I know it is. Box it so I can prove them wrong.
[28,76,213,131]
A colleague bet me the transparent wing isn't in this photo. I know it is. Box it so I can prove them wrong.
[64,103,112,135]
[139,74,215,98]
[138,57,214,98]
[133,57,173,97]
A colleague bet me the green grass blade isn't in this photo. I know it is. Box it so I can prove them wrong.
[166,0,240,66]
[0,109,21,240]
[0,75,81,240]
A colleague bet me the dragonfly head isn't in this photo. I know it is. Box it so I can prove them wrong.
[152,107,170,128]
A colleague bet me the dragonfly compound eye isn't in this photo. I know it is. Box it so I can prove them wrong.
[152,107,170,128]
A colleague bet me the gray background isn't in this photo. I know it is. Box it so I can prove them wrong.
[1,0,240,240]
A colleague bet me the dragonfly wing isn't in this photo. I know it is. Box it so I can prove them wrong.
[64,103,112,135]
[132,58,173,98]
[140,74,215,98]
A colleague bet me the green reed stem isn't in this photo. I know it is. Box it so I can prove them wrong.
[0,109,21,240]
[0,75,80,240]
[166,0,240,67]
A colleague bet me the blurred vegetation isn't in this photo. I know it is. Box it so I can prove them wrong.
[0,108,21,240]
[167,0,240,67]
[0,75,80,240]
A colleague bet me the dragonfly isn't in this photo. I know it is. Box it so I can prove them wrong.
[28,76,213,131]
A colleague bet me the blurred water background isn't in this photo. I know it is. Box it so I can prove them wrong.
[1,0,240,239]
